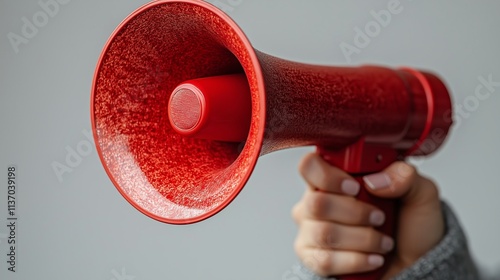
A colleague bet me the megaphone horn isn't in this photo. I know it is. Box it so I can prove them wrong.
[91,1,452,279]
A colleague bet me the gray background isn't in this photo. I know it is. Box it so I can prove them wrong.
[1,0,499,279]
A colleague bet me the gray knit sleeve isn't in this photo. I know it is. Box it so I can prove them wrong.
[393,202,479,279]
[294,201,480,280]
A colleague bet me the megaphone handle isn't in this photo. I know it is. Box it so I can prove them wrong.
[317,145,400,280]
[342,177,399,280]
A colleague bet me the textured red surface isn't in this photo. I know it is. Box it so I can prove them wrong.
[92,1,452,279]
[169,88,202,130]
[92,1,266,223]
[92,0,452,224]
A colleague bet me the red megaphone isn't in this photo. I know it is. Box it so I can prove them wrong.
[91,1,453,279]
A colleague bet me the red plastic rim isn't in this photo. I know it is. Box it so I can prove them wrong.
[90,0,266,224]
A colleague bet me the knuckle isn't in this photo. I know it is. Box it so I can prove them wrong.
[312,251,334,276]
[394,162,417,181]
[313,223,337,248]
[293,238,304,257]
[391,162,418,191]
[291,203,302,223]
[306,192,330,217]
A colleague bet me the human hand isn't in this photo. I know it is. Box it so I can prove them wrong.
[292,153,445,279]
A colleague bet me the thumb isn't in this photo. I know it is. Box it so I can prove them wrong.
[360,162,445,273]
[361,161,439,206]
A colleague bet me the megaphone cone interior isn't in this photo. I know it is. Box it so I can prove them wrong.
[91,0,452,225]
[92,1,268,224]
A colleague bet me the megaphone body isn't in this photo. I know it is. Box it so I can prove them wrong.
[91,1,453,279]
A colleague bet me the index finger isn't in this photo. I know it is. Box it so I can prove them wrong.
[299,153,360,196]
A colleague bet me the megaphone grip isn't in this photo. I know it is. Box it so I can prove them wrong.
[342,178,398,280]
[318,146,399,280]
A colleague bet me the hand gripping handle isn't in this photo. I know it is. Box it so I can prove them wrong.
[317,143,401,280]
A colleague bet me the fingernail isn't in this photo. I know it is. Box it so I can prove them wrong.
[363,173,392,190]
[369,210,386,226]
[368,255,384,267]
[381,236,394,252]
[340,179,360,196]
